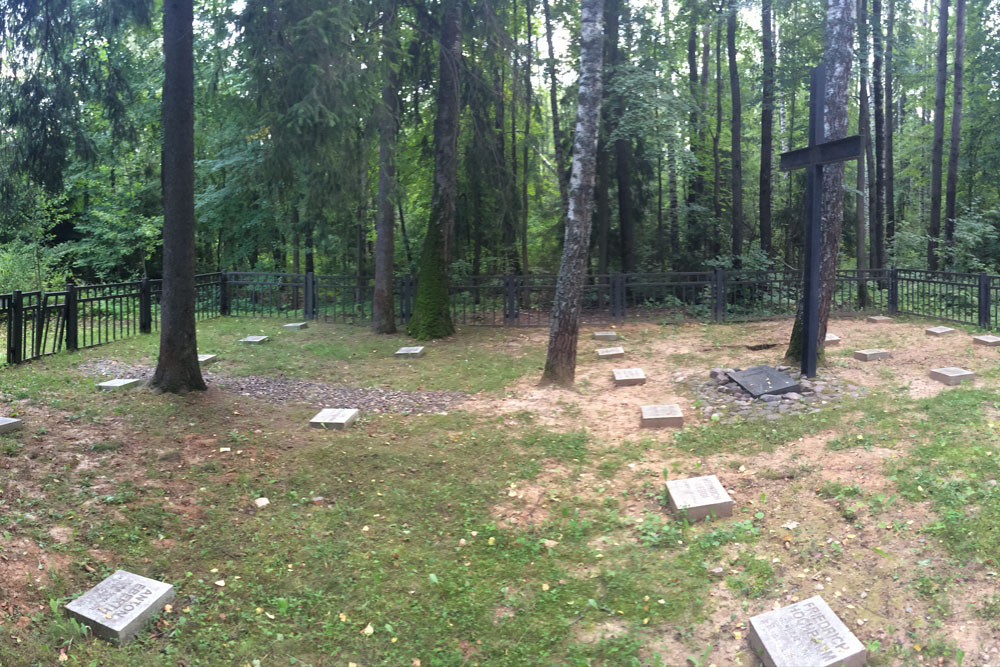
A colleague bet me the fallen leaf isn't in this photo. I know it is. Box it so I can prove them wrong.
[362,623,374,636]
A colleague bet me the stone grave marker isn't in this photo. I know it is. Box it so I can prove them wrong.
[239,335,269,344]
[0,417,23,434]
[866,315,892,324]
[395,346,425,358]
[612,368,646,387]
[309,408,360,429]
[98,379,143,392]
[65,570,175,643]
[853,349,889,361]
[593,331,618,341]
[929,367,975,386]
[596,346,625,359]
[824,333,840,345]
[926,326,956,337]
[283,322,308,330]
[748,595,866,667]
[727,366,800,398]
[197,354,218,366]
[973,334,1000,347]
[665,475,733,521]
[640,404,683,428]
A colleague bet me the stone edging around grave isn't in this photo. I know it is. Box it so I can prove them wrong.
[685,367,864,423]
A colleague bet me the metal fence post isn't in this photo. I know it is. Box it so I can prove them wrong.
[504,274,519,323]
[713,268,727,322]
[304,271,315,320]
[139,278,152,334]
[8,290,22,364]
[979,272,991,329]
[219,270,230,316]
[65,282,78,351]
[888,267,899,315]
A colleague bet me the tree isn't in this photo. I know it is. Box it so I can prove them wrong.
[151,0,206,393]
[542,0,570,215]
[884,0,896,256]
[541,0,605,386]
[727,0,744,264]
[944,0,966,264]
[856,0,869,300]
[872,0,886,272]
[927,0,949,270]
[759,0,775,259]
[407,0,461,340]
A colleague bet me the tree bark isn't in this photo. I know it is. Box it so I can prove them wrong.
[855,0,869,302]
[607,0,635,274]
[759,0,775,259]
[542,0,569,216]
[927,0,949,271]
[944,0,965,264]
[521,0,532,279]
[372,1,399,334]
[151,0,206,394]
[407,0,460,340]
[872,0,886,272]
[726,0,743,265]
[884,0,896,257]
[541,0,604,386]
[712,19,722,257]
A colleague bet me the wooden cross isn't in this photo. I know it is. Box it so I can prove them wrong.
[779,63,862,378]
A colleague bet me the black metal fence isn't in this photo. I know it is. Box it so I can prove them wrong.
[0,267,996,365]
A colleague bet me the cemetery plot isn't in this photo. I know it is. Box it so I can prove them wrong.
[664,474,733,521]
[925,326,956,336]
[592,331,618,341]
[283,322,308,330]
[866,315,892,324]
[0,417,23,434]
[309,408,360,429]
[98,379,143,392]
[612,368,646,386]
[727,366,800,398]
[239,335,269,344]
[395,346,426,358]
[748,596,866,667]
[972,334,1000,346]
[596,346,625,359]
[65,570,175,643]
[197,354,218,365]
[640,404,683,428]
[853,349,889,361]
[929,367,975,386]
[824,333,840,345]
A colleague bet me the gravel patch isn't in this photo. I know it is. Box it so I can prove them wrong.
[79,360,466,415]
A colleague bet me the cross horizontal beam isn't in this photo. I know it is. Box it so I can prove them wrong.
[779,135,863,172]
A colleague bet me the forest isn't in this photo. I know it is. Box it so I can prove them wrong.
[1,0,998,292]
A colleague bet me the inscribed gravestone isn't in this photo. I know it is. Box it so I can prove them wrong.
[866,315,892,324]
[929,367,975,386]
[283,322,308,330]
[926,326,956,337]
[596,346,625,359]
[665,475,733,521]
[395,346,425,358]
[748,595,866,667]
[593,331,618,341]
[197,354,218,365]
[0,417,22,434]
[824,333,840,345]
[612,368,646,387]
[640,404,683,428]
[973,334,1000,347]
[853,349,889,361]
[309,408,360,429]
[65,570,174,643]
[98,379,143,392]
[239,335,269,344]
[727,366,800,398]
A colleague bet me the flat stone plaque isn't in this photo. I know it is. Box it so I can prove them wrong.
[612,368,646,386]
[973,334,1000,347]
[593,331,618,341]
[310,408,360,429]
[98,379,143,392]
[748,596,866,667]
[727,366,800,398]
[929,367,975,386]
[197,354,218,365]
[665,475,733,521]
[0,417,23,434]
[926,326,956,336]
[824,333,840,346]
[867,315,892,324]
[395,346,425,358]
[640,404,683,428]
[65,570,175,644]
[240,335,269,344]
[596,346,625,359]
[283,322,308,330]
[853,348,889,361]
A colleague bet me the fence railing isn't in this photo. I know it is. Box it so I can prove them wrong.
[0,267,996,366]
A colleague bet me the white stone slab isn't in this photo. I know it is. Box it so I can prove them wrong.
[612,368,646,387]
[239,335,269,344]
[867,315,892,324]
[98,379,144,392]
[395,346,426,358]
[309,408,360,429]
[593,331,618,341]
[283,322,308,330]
[824,333,840,345]
[197,354,218,365]
[640,404,683,428]
[929,367,975,386]
[596,346,625,359]
[665,475,733,521]
[0,417,23,434]
[926,326,957,337]
[973,334,1000,347]
[853,348,889,361]
[748,596,866,667]
[65,570,175,643]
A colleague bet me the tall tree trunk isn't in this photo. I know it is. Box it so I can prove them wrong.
[542,0,569,216]
[944,0,965,264]
[884,0,896,257]
[859,0,882,270]
[759,0,775,259]
[398,202,412,266]
[927,0,949,271]
[686,1,703,206]
[856,0,869,300]
[872,0,886,272]
[607,0,635,274]
[372,1,399,334]
[152,0,206,394]
[521,0,532,278]
[726,0,743,265]
[712,18,722,257]
[542,0,604,386]
[304,220,314,274]
[408,0,460,340]
[595,137,610,273]
[668,138,679,257]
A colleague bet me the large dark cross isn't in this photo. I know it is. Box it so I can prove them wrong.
[779,64,862,378]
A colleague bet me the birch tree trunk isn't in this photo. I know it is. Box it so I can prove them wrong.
[541,0,605,386]
[372,1,399,334]
[944,0,966,264]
